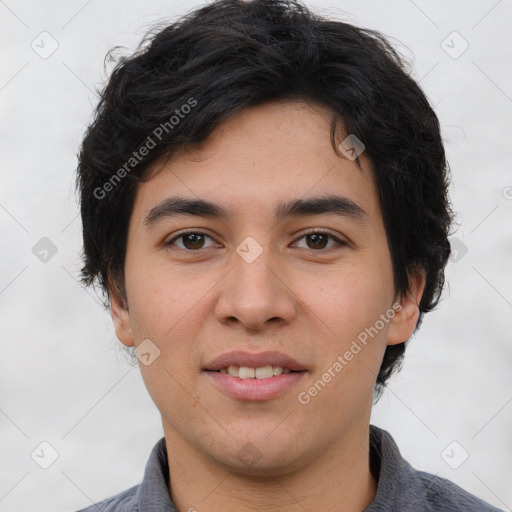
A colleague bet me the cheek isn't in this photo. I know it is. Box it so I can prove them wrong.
[125,258,195,336]
[307,266,390,340]
[124,264,217,375]
[127,271,203,412]
[302,272,390,416]
[301,264,393,405]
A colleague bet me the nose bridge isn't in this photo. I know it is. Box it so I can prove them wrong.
[233,234,279,306]
[215,234,295,329]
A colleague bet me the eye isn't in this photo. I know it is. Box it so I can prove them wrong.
[164,231,218,251]
[293,231,346,251]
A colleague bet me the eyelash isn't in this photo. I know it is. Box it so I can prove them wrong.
[164,230,347,253]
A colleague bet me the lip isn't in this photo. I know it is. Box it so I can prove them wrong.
[203,370,307,401]
[202,350,307,372]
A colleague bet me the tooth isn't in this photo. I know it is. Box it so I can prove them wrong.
[239,366,255,379]
[219,365,288,378]
[255,366,273,379]
[227,365,239,377]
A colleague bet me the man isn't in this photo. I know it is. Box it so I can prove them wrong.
[74,0,502,510]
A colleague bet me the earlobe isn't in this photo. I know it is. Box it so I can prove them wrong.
[108,277,135,347]
[386,269,426,346]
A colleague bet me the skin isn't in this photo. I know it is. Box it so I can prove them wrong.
[110,99,425,512]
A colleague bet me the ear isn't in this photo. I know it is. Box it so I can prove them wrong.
[108,276,135,347]
[386,268,426,346]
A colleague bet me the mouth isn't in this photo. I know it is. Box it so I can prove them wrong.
[202,350,308,400]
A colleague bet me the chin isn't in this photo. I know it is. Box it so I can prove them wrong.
[208,433,311,478]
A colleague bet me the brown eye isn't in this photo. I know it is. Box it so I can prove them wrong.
[165,232,217,251]
[294,231,346,251]
[305,233,329,249]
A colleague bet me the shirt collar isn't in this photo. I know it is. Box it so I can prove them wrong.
[365,424,426,510]
[136,436,176,512]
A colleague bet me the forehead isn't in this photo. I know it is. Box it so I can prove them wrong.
[133,99,380,224]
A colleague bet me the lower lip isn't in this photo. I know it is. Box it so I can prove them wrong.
[203,370,307,401]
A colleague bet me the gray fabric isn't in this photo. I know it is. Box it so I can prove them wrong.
[74,424,503,511]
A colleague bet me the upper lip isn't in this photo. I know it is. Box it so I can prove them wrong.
[203,350,307,371]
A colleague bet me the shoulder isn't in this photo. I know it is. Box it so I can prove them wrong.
[72,484,140,512]
[367,425,504,512]
[70,437,173,512]
[415,470,504,511]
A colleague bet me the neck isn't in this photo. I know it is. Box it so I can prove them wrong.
[163,419,378,512]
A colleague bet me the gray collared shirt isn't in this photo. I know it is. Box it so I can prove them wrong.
[74,424,503,511]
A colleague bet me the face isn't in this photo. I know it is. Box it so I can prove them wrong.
[110,99,424,477]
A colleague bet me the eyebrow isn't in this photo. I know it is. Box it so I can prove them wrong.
[143,194,370,227]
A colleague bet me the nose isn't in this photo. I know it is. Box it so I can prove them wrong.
[214,241,296,331]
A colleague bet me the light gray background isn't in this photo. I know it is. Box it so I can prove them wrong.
[1,0,511,511]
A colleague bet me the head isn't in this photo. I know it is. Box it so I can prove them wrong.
[76,0,452,472]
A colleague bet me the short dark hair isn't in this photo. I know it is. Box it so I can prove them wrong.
[75,0,453,401]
